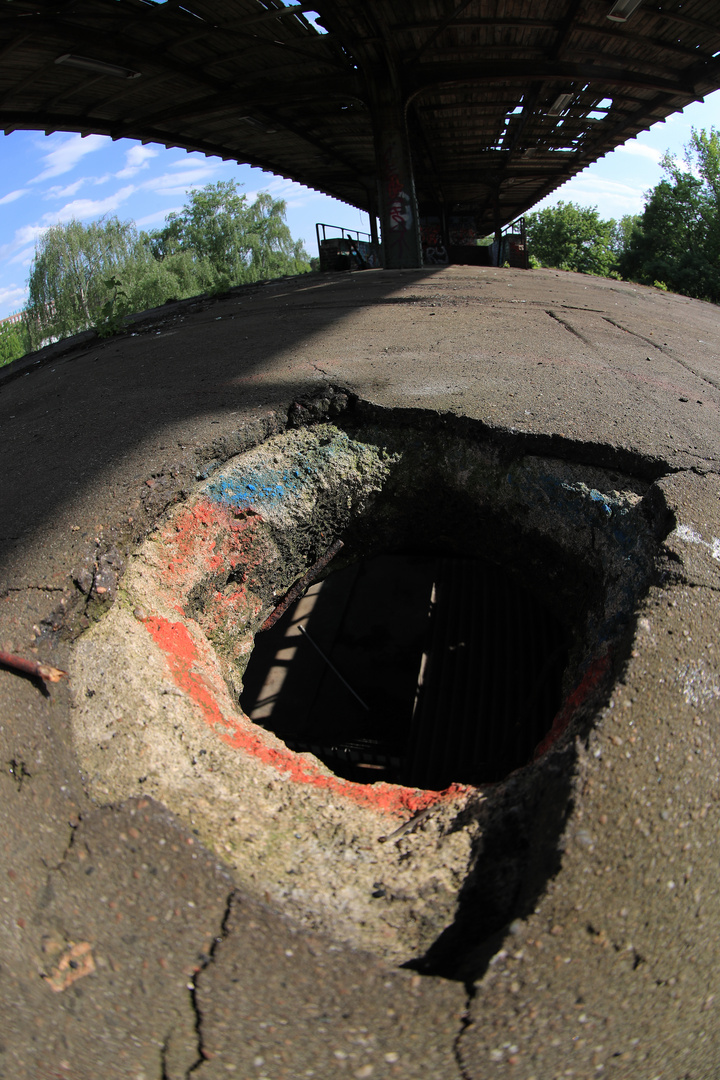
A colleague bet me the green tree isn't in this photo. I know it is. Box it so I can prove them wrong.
[525,201,620,276]
[0,320,30,367]
[242,191,312,280]
[610,214,642,256]
[24,182,312,348]
[619,128,720,301]
[148,181,311,287]
[25,216,147,347]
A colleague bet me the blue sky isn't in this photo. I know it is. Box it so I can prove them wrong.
[1,87,719,320]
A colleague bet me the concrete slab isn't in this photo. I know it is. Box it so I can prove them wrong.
[1,266,720,1079]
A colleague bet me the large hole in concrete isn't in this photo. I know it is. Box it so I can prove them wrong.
[230,404,658,800]
[241,552,569,789]
[72,396,667,969]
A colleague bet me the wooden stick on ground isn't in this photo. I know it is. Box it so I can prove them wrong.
[0,650,68,684]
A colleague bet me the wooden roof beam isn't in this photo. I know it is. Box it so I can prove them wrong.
[407,61,696,99]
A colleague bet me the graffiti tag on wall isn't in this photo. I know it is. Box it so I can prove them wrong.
[420,216,449,266]
[385,154,413,232]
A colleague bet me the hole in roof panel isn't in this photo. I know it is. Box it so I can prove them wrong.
[303,11,328,33]
[277,0,327,32]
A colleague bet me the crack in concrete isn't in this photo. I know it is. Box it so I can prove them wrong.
[602,316,720,393]
[186,889,237,1077]
[453,985,477,1080]
[46,816,81,874]
[3,585,67,593]
[160,1033,171,1080]
[545,308,593,347]
[6,757,32,790]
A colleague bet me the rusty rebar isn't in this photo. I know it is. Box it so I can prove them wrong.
[259,539,344,632]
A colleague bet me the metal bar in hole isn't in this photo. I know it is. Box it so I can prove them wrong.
[260,539,344,632]
[297,624,370,712]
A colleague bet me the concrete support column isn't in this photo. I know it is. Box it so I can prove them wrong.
[371,98,422,269]
[366,189,381,265]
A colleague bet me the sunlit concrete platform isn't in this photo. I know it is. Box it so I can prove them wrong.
[2,265,720,1079]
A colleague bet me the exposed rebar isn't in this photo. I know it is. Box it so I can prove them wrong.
[259,539,344,632]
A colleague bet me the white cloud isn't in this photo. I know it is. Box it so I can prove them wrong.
[0,224,52,272]
[285,190,327,209]
[0,188,28,205]
[8,245,36,267]
[166,152,227,170]
[571,174,643,197]
[116,143,159,179]
[244,177,324,209]
[6,223,47,249]
[531,169,648,218]
[617,140,662,163]
[135,207,181,228]
[43,178,85,200]
[0,284,27,311]
[51,184,137,222]
[30,133,108,182]
[141,164,223,196]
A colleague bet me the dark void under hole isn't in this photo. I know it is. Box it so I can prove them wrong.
[241,555,569,790]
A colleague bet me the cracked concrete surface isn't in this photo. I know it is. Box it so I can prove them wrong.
[2,266,720,1078]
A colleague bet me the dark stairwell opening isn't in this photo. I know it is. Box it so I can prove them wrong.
[240,551,569,790]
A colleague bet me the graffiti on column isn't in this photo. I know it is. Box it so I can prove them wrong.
[420,216,449,266]
[385,157,412,230]
[382,146,416,265]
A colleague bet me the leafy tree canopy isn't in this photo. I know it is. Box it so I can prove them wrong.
[524,201,621,276]
[0,320,30,368]
[24,181,312,347]
[619,127,720,302]
[25,216,144,348]
[147,181,310,287]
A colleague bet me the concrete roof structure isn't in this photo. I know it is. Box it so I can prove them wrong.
[1,265,720,1077]
[3,1,720,265]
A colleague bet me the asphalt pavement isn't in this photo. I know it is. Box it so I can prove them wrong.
[1,266,720,1079]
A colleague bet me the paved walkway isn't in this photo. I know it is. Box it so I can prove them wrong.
[1,266,720,1079]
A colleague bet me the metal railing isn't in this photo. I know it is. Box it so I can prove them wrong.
[315,223,380,271]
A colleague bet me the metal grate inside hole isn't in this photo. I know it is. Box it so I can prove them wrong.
[241,553,569,789]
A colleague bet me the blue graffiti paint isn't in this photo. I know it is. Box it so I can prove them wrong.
[587,488,613,516]
[203,431,359,512]
[206,465,298,509]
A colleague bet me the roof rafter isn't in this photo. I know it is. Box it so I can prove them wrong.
[1,0,718,229]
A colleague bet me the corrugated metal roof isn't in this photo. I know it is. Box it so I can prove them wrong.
[1,0,719,227]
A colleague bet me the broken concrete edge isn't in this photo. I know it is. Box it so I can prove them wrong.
[39,381,678,646]
[15,383,717,973]
[67,413,483,962]
[57,392,720,970]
